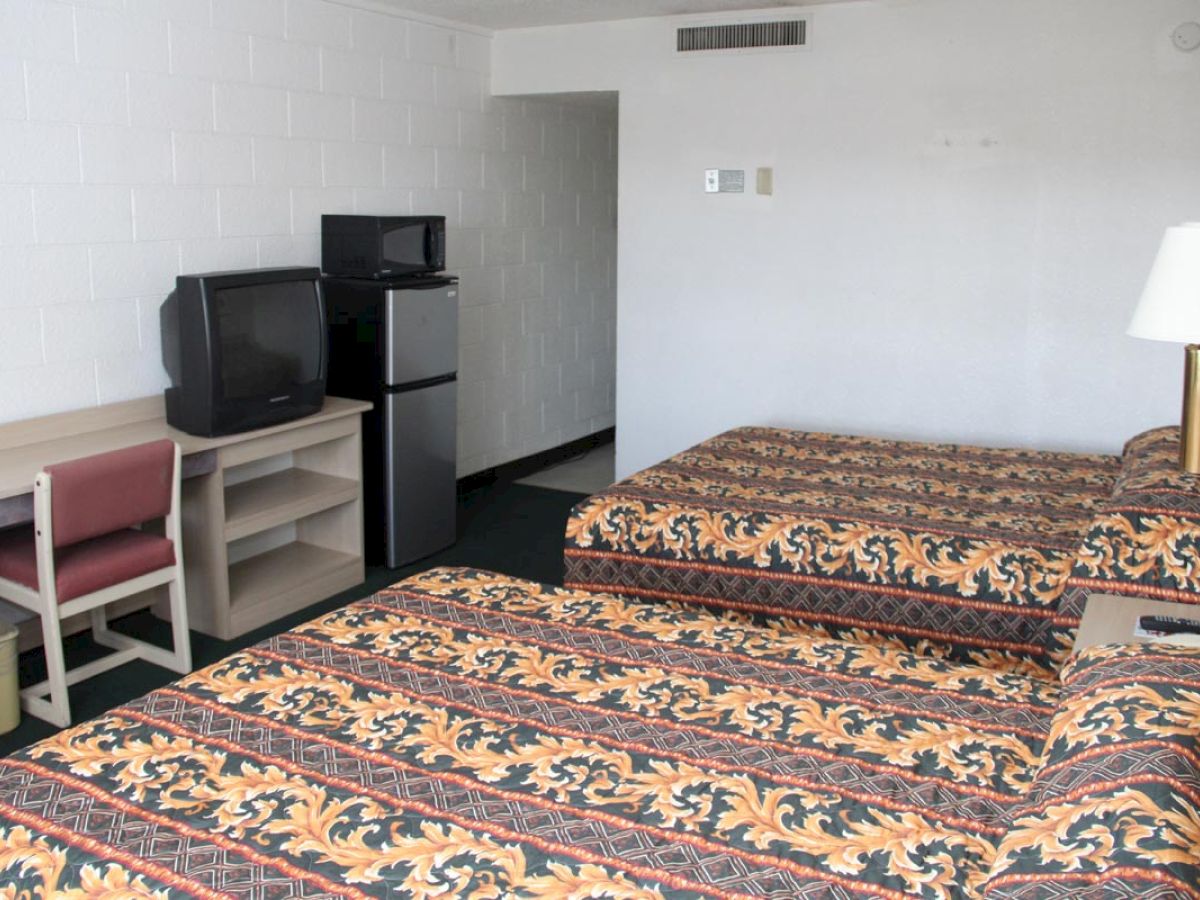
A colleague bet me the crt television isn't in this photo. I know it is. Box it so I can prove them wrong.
[161,267,327,437]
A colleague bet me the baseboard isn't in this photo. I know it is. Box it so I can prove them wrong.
[458,428,615,493]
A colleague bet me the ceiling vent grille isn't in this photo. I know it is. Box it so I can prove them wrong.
[676,19,806,53]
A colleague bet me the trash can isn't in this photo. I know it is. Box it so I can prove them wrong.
[0,622,18,733]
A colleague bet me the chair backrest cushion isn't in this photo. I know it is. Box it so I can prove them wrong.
[44,439,175,548]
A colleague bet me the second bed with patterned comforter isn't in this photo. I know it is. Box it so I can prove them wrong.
[0,567,1197,898]
[565,425,1200,672]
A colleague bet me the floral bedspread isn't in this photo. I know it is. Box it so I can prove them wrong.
[0,568,1196,897]
[565,427,1122,674]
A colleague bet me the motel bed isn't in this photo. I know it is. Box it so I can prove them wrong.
[565,425,1200,674]
[0,566,1197,898]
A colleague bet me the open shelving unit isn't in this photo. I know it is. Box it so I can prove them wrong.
[165,404,367,640]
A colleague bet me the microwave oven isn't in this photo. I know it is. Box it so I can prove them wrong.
[321,214,446,279]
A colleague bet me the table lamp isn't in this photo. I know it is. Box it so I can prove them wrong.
[1128,222,1200,473]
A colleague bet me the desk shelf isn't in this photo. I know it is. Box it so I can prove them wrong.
[227,541,361,635]
[224,468,358,542]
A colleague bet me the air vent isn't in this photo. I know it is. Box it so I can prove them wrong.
[676,19,806,53]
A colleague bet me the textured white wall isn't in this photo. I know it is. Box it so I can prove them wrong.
[0,0,616,475]
[494,0,1200,478]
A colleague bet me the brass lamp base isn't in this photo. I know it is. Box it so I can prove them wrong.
[1183,344,1200,474]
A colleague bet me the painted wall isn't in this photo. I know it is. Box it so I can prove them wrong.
[494,0,1200,478]
[0,0,616,475]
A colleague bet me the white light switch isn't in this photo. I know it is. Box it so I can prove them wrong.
[705,169,720,193]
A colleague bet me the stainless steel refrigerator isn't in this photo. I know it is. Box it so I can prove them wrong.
[324,274,458,567]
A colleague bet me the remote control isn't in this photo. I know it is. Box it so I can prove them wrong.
[1137,615,1200,636]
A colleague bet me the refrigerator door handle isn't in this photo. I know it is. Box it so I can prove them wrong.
[389,279,452,291]
[384,373,457,394]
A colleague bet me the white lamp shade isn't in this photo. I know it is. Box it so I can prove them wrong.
[1129,222,1200,343]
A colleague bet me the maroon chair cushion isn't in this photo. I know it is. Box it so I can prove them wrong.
[0,527,175,603]
[44,439,175,549]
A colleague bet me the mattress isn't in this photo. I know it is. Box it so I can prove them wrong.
[565,427,1123,674]
[1,568,1197,898]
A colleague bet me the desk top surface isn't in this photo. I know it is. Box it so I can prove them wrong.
[0,396,372,501]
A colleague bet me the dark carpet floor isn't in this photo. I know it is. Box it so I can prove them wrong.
[0,480,586,757]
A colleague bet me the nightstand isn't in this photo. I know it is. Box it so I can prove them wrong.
[1074,593,1200,652]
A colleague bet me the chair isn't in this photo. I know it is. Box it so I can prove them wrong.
[0,439,192,727]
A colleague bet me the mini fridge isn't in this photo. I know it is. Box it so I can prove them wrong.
[324,274,458,567]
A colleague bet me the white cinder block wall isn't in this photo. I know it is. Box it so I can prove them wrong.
[0,0,616,476]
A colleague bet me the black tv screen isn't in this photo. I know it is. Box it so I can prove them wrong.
[161,267,327,437]
[214,281,323,399]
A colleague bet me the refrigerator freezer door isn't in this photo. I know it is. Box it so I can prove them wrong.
[384,379,457,567]
[385,283,458,385]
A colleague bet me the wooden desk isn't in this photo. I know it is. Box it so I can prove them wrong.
[0,396,371,642]
[0,395,365,498]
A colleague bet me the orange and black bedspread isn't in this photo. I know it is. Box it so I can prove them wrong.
[565,427,1132,673]
[0,568,1198,898]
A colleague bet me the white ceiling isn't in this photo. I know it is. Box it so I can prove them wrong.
[378,0,820,31]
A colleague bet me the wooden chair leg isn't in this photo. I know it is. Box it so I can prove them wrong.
[166,575,191,675]
[89,605,111,644]
[24,610,71,728]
